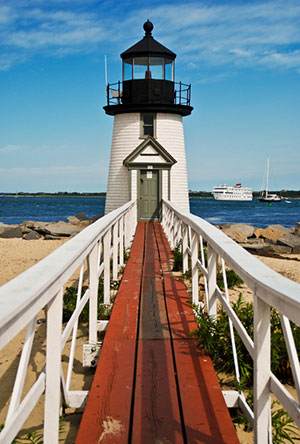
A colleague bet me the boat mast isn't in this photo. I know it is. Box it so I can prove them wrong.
[266,155,269,198]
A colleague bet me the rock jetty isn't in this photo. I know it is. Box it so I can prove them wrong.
[0,213,103,240]
[1,215,300,256]
[219,222,300,255]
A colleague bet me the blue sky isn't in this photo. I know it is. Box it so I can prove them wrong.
[0,0,299,192]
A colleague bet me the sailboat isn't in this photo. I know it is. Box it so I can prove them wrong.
[259,156,281,203]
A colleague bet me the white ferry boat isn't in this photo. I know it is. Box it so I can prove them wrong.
[212,184,253,201]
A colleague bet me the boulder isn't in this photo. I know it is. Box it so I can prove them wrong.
[278,233,300,253]
[222,229,248,243]
[243,243,292,255]
[23,230,43,240]
[295,222,300,237]
[268,224,294,235]
[220,224,255,238]
[22,221,50,232]
[254,226,285,243]
[42,222,81,237]
[75,212,88,221]
[0,226,23,238]
[67,216,82,226]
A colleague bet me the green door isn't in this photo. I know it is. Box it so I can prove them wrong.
[139,169,159,220]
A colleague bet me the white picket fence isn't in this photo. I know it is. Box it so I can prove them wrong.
[0,200,136,444]
[162,199,300,444]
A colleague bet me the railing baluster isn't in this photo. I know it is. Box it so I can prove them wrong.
[182,223,188,274]
[44,289,63,444]
[254,294,271,443]
[191,229,199,305]
[6,316,37,423]
[207,245,218,317]
[66,263,85,392]
[89,245,99,343]
[103,229,111,305]
[113,222,118,281]
[119,216,124,267]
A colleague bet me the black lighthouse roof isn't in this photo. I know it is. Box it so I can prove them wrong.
[104,20,193,117]
[121,20,176,60]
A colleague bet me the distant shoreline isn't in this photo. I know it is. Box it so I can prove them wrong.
[1,190,300,198]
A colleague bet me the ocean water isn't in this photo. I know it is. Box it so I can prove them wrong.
[0,196,299,228]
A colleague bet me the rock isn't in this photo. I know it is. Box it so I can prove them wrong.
[23,230,43,240]
[295,222,300,237]
[75,212,88,221]
[269,224,294,235]
[67,216,82,226]
[243,243,292,255]
[222,229,248,243]
[44,234,63,240]
[0,226,23,238]
[89,215,103,224]
[278,233,300,253]
[22,221,50,232]
[220,224,255,238]
[42,222,81,237]
[254,226,285,243]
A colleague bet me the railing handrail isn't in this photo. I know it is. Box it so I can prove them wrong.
[162,199,300,442]
[0,200,135,350]
[163,199,300,324]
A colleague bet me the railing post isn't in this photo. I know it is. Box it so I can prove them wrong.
[124,211,131,250]
[207,244,218,317]
[191,230,199,305]
[44,289,63,444]
[119,216,124,267]
[103,229,111,305]
[88,244,99,343]
[254,294,271,444]
[112,222,118,281]
[182,223,188,274]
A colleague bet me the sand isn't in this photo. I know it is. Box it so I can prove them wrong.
[1,238,300,442]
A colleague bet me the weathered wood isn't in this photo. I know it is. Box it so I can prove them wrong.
[131,339,184,444]
[173,339,240,444]
[75,223,145,444]
[76,222,239,443]
[139,223,169,339]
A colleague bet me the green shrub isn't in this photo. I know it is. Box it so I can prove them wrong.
[63,277,110,323]
[172,244,183,271]
[217,268,244,290]
[192,294,300,386]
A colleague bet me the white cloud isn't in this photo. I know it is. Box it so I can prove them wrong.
[0,0,300,73]
[0,144,26,152]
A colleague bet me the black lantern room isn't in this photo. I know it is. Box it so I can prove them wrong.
[104,20,193,116]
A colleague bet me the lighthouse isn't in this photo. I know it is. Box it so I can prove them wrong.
[104,20,193,220]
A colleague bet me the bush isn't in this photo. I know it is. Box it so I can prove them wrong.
[172,244,183,271]
[192,294,300,386]
[63,277,110,323]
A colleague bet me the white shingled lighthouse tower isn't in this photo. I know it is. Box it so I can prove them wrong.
[104,20,193,220]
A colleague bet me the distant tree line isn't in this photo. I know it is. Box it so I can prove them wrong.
[1,190,300,198]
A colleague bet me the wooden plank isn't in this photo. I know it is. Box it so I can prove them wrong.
[154,223,198,338]
[76,338,136,444]
[173,339,240,443]
[76,223,145,444]
[131,339,184,444]
[139,276,169,339]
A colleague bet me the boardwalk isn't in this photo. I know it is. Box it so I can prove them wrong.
[76,222,239,444]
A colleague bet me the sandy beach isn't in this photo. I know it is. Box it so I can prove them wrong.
[0,237,300,442]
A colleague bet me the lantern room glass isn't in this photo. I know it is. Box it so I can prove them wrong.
[123,57,174,81]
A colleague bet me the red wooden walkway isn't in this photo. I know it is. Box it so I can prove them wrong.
[76,222,239,444]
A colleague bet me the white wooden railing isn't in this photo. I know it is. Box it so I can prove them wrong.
[162,199,300,444]
[0,200,137,444]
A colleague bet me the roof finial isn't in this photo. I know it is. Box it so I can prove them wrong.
[143,19,153,36]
